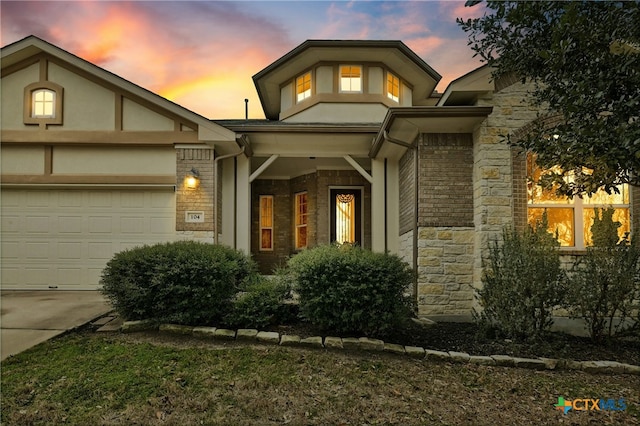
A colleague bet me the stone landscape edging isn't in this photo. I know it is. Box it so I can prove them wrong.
[117,320,640,376]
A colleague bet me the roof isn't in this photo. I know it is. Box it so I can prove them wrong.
[253,40,442,120]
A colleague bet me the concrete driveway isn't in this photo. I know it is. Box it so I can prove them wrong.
[1,291,111,361]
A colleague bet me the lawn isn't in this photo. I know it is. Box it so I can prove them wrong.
[1,331,638,425]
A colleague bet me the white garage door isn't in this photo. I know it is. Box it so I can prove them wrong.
[1,189,176,290]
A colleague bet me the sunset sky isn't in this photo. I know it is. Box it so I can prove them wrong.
[1,1,487,119]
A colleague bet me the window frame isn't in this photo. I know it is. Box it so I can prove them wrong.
[24,81,64,125]
[259,195,274,251]
[526,153,630,250]
[295,71,312,103]
[294,191,308,250]
[339,64,363,93]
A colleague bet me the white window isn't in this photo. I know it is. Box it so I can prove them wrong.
[527,153,630,249]
[296,72,312,103]
[387,72,400,102]
[340,65,362,93]
[32,89,56,118]
[295,192,308,249]
[260,195,274,251]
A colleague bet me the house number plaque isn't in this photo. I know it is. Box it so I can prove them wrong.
[185,211,205,223]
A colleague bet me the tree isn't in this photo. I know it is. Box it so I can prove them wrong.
[458,1,640,197]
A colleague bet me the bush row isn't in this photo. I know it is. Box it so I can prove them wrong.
[478,209,640,342]
[101,241,414,336]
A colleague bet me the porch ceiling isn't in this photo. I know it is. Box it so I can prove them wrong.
[251,156,371,180]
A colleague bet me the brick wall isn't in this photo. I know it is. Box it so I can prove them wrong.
[176,148,214,235]
[418,134,474,227]
[251,179,291,274]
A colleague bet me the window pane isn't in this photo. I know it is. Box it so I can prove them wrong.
[296,226,307,249]
[526,154,569,204]
[261,229,272,250]
[260,196,273,227]
[387,73,399,102]
[584,184,629,205]
[528,207,575,246]
[296,72,311,102]
[32,89,55,118]
[583,208,630,246]
[340,65,362,92]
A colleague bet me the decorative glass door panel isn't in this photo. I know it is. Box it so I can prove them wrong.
[330,189,361,244]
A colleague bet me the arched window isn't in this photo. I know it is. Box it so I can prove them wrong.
[23,81,63,125]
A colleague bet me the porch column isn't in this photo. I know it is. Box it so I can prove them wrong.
[371,158,400,254]
[236,154,251,253]
[219,155,250,253]
[371,159,386,252]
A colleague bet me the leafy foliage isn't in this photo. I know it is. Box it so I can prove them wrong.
[100,241,256,325]
[459,1,640,197]
[567,208,640,341]
[224,274,296,329]
[477,218,567,340]
[287,244,414,336]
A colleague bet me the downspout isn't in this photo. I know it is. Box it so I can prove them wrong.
[412,135,421,303]
[213,144,246,245]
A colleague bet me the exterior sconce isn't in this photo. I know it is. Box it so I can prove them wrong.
[185,168,200,189]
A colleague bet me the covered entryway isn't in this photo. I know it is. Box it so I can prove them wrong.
[1,188,176,290]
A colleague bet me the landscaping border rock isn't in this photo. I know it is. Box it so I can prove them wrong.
[118,319,640,376]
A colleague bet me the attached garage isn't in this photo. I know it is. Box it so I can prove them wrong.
[1,188,176,290]
[1,36,240,291]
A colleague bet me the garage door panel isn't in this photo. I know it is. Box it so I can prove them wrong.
[1,189,176,290]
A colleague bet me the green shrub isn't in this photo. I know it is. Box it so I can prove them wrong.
[477,219,567,340]
[568,208,640,341]
[287,244,414,336]
[224,274,295,329]
[100,241,256,325]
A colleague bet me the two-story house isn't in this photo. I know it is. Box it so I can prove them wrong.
[2,36,636,320]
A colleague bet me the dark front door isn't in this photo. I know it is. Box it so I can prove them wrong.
[330,188,361,244]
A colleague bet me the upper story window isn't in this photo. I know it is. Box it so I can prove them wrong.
[32,89,56,118]
[296,71,312,103]
[340,65,362,93]
[387,72,400,102]
[527,153,630,249]
[24,81,63,125]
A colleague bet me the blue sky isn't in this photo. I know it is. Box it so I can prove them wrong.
[1,1,486,118]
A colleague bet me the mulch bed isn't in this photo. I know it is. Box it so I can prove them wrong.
[268,320,640,366]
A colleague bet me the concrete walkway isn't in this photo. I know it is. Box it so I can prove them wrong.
[1,290,111,361]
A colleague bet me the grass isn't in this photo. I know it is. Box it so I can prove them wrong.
[1,331,639,425]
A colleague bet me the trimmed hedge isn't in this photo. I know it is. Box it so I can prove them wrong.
[287,244,414,336]
[100,241,256,325]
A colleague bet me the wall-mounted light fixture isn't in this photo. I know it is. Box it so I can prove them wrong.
[185,168,200,189]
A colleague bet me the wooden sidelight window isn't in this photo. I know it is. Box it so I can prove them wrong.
[260,195,274,250]
[330,189,361,244]
[295,192,308,249]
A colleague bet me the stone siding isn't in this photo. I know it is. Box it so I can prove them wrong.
[416,227,475,316]
[472,81,540,310]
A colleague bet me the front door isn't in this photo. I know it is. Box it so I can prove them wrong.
[330,188,362,245]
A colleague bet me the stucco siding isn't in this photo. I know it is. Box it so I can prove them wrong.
[1,62,39,130]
